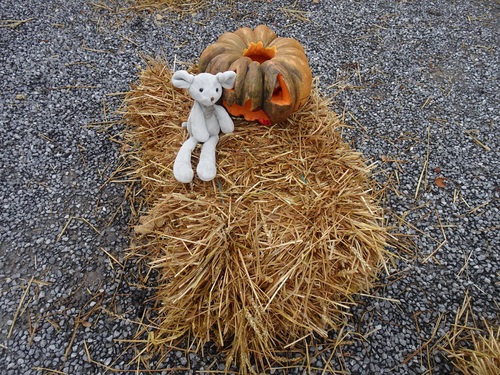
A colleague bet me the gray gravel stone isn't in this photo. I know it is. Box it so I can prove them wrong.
[0,0,498,374]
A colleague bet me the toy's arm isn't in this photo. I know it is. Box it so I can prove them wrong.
[214,105,234,134]
[189,102,210,142]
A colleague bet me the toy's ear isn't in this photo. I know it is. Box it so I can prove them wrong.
[216,71,237,89]
[172,70,194,89]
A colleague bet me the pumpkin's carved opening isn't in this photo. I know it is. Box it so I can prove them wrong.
[243,41,277,64]
[224,99,272,126]
[271,74,291,105]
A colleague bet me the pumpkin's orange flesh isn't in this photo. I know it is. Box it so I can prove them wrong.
[271,74,291,105]
[243,41,277,64]
[223,98,272,126]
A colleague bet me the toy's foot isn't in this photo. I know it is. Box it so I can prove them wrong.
[197,161,216,181]
[174,164,194,183]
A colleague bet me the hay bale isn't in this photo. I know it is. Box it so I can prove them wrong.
[122,57,389,373]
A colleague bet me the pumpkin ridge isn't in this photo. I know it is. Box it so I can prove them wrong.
[227,57,252,106]
[205,53,238,74]
[253,24,278,46]
[243,61,264,111]
[218,32,249,51]
[270,60,312,111]
[199,45,231,71]
[234,26,257,45]
[261,62,280,101]
[261,63,294,124]
[269,37,306,51]
[269,57,312,109]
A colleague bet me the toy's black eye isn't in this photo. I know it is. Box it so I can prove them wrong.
[216,88,219,92]
[199,88,204,92]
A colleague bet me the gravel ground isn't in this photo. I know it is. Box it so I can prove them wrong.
[1,0,498,374]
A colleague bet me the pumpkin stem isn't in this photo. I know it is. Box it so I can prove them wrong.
[243,41,277,64]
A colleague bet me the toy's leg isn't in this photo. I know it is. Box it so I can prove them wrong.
[173,137,198,183]
[197,135,219,181]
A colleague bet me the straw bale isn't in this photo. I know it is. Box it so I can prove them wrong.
[122,57,389,373]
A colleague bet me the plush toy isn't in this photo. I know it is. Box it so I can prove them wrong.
[171,70,237,183]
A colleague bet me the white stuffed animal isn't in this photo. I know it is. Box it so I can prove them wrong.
[171,70,237,183]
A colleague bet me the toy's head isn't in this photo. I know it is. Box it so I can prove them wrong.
[172,70,236,107]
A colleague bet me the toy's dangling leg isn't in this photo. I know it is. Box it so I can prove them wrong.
[197,135,219,181]
[173,137,198,183]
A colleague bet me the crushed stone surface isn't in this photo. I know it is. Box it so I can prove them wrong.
[0,0,498,374]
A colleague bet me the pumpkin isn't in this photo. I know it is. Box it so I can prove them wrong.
[199,25,312,125]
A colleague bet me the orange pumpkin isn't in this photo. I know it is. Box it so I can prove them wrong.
[199,25,312,125]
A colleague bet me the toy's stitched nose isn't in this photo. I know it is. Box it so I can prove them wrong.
[210,97,215,102]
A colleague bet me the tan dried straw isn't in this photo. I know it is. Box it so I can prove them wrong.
[120,56,390,374]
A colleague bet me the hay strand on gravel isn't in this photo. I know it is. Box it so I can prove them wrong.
[440,293,500,375]
[129,0,207,14]
[121,57,389,373]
